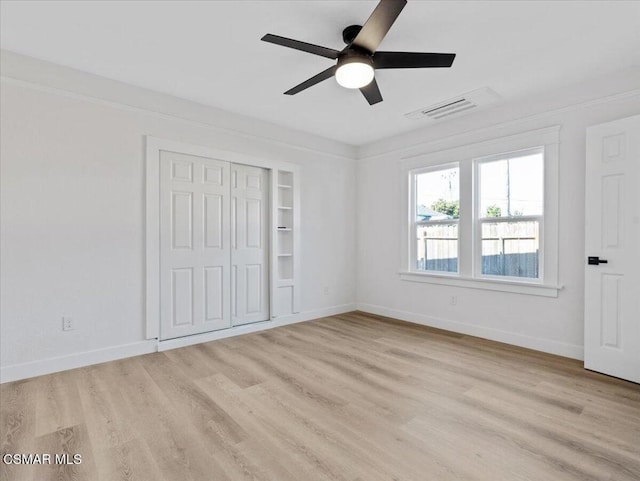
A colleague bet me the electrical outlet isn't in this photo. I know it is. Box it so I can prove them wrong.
[323,286,329,296]
[62,316,74,331]
[450,296,457,306]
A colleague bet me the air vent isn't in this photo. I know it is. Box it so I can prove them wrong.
[405,87,500,121]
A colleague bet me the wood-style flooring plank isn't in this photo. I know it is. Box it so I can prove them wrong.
[1,380,38,481]
[33,371,84,438]
[30,423,96,481]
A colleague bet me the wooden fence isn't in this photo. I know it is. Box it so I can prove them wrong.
[416,221,539,278]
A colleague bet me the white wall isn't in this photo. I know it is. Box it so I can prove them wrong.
[356,80,640,359]
[0,55,357,380]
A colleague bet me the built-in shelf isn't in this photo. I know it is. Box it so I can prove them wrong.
[274,168,298,317]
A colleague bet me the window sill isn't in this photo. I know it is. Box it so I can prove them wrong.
[398,271,561,297]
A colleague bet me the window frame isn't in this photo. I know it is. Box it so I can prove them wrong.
[400,126,561,297]
[410,162,461,276]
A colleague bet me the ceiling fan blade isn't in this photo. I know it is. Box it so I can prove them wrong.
[261,34,340,59]
[360,78,383,105]
[352,0,407,53]
[374,51,456,69]
[284,66,338,95]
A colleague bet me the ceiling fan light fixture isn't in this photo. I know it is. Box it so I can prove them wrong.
[261,0,456,105]
[335,55,374,89]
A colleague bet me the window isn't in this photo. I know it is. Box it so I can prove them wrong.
[476,148,544,280]
[402,126,560,297]
[412,165,460,273]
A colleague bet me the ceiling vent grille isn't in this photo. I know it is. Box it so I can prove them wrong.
[405,87,500,121]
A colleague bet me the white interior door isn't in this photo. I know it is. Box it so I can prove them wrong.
[231,164,270,326]
[585,114,640,383]
[159,151,231,340]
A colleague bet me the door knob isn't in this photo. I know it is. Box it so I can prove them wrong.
[588,256,608,265]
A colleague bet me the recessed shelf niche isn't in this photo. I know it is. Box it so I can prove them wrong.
[273,168,299,317]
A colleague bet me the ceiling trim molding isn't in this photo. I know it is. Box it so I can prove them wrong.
[0,50,357,161]
[356,87,640,161]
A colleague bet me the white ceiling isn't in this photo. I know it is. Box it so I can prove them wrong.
[1,1,639,146]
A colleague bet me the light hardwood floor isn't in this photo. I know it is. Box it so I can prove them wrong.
[1,311,639,481]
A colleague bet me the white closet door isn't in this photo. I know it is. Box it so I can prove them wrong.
[159,151,231,340]
[231,164,270,326]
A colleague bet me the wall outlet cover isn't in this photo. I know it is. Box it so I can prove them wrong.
[62,316,74,331]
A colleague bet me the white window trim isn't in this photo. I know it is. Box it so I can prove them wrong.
[399,126,561,297]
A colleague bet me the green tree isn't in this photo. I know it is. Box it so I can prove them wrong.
[486,205,502,217]
[430,199,459,218]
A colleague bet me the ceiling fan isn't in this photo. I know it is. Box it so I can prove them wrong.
[261,0,456,105]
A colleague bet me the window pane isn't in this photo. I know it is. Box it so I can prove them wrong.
[481,221,539,278]
[415,166,459,221]
[479,150,543,217]
[416,223,458,272]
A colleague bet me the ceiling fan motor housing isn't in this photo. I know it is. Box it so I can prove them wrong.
[337,49,374,69]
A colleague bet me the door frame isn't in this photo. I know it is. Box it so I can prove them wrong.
[145,136,298,340]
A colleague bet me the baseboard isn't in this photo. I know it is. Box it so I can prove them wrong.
[0,340,157,384]
[0,303,357,383]
[357,303,584,360]
[158,303,357,351]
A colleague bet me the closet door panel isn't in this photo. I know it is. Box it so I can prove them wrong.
[160,151,231,340]
[231,164,270,326]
